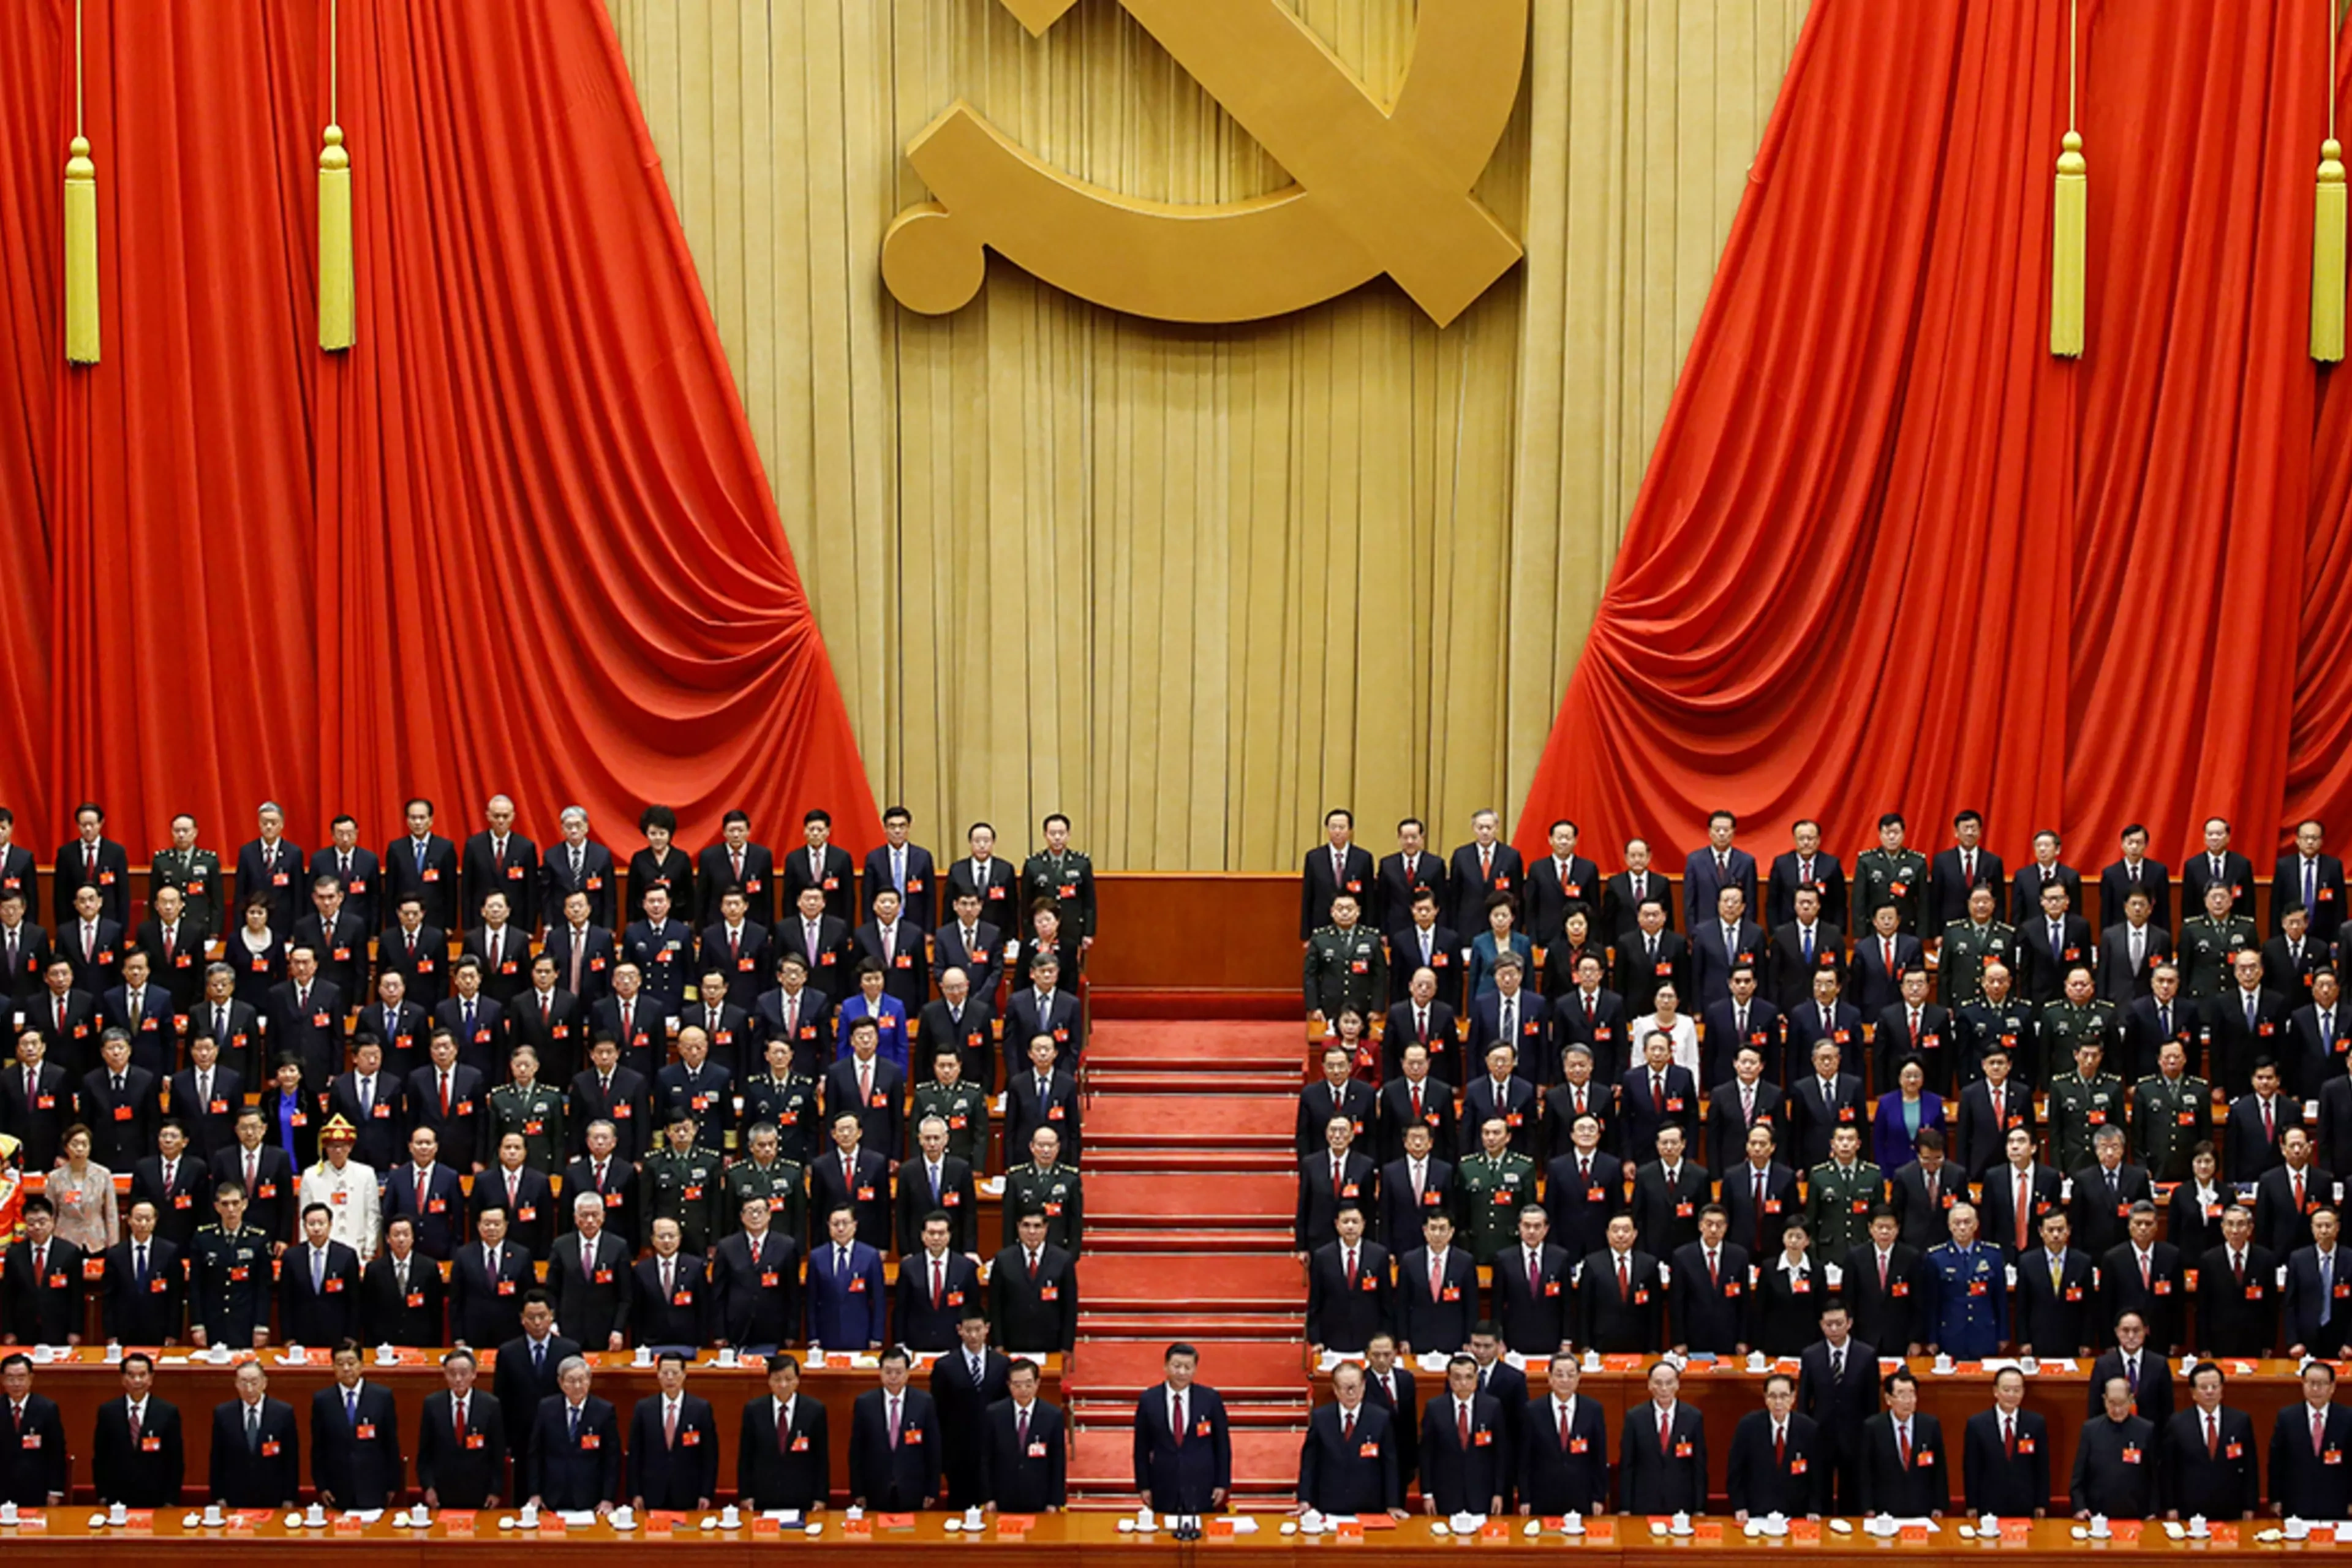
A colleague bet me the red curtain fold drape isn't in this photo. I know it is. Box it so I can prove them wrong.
[4,0,874,858]
[1520,0,2341,870]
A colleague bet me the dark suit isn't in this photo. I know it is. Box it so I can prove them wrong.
[265,977,346,1086]
[292,910,371,1011]
[2097,922,2173,1004]
[129,1153,209,1250]
[363,1248,447,1346]
[1130,1381,1232,1513]
[1978,1161,2065,1261]
[0,1398,64,1506]
[1849,931,1926,1020]
[415,1387,508,1508]
[2086,1349,2175,1429]
[1767,852,1847,930]
[2269,1398,2352,1521]
[434,993,508,1080]
[450,1242,536,1348]
[1931,846,2008,927]
[1961,1407,2049,1517]
[1396,1245,1480,1357]
[701,842,780,927]
[929,1346,1010,1509]
[1377,851,1451,937]
[2276,853,2350,941]
[352,998,431,1080]
[460,832,541,931]
[2097,858,2170,936]
[1297,1398,1400,1515]
[806,1238,888,1349]
[405,1063,490,1170]
[311,1378,404,1508]
[1630,1159,1709,1257]
[529,1395,620,1510]
[510,987,589,1084]
[2225,1090,2302,1180]
[1667,1240,1751,1354]
[1619,1399,1707,1513]
[2016,914,2095,1005]
[1888,1161,1961,1253]
[707,1229,800,1350]
[380,1157,467,1263]
[1449,843,1525,936]
[892,1248,982,1351]
[628,1392,720,1509]
[377,921,451,1011]
[386,833,462,935]
[281,1240,365,1345]
[1575,1246,1661,1354]
[1859,1411,1948,1516]
[567,1068,651,1161]
[100,1234,184,1344]
[1461,1072,1540,1158]
[782,843,857,926]
[1768,921,1846,1015]
[312,846,384,935]
[809,1146,893,1254]
[1527,854,1603,945]
[2,1236,85,1345]
[1705,1073,1784,1175]
[2010,1245,2097,1355]
[56,837,132,929]
[2098,1241,2187,1352]
[0,1058,76,1172]
[92,1395,182,1505]
[989,1243,1079,1353]
[1613,929,1689,1016]
[1721,1159,1801,1262]
[209,1395,301,1507]
[1842,1243,1929,1353]
[979,1395,1065,1513]
[546,1229,635,1346]
[1515,1391,1608,1515]
[1305,1239,1392,1352]
[99,982,176,1077]
[1604,871,1673,941]
[738,1393,829,1512]
[846,1385,940,1509]
[78,1063,157,1168]
[492,1332,580,1476]
[2162,1404,2260,1519]
[234,838,308,934]
[1953,1076,2038,1178]
[2253,1162,2338,1257]
[1615,1065,1698,1164]
[2282,1243,2352,1358]
[2070,1413,2157,1518]
[475,1163,557,1257]
[629,1249,710,1348]
[1787,1068,1867,1169]
[1797,1338,1880,1512]
[2069,1160,2155,1262]
[26,986,101,1078]
[1688,917,1768,1008]
[1489,1242,1573,1356]
[1727,1409,1828,1518]
[1383,1155,1460,1257]
[1550,987,1626,1085]
[1420,1391,1508,1514]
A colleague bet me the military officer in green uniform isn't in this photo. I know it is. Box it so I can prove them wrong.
[2131,1036,2214,1182]
[642,1111,723,1256]
[1304,892,1388,1024]
[1938,885,2017,1011]
[742,1037,823,1166]
[489,1042,566,1172]
[2048,1036,2128,1172]
[1854,813,1929,935]
[723,1120,806,1245]
[2039,965,2119,1085]
[1957,961,2040,1083]
[150,815,225,940]
[2177,881,2260,1000]
[911,1043,990,1167]
[1458,1115,1537,1264]
[1804,1124,1885,1258]
[1001,1124,1084,1253]
[1022,813,1097,945]
[187,1178,274,1349]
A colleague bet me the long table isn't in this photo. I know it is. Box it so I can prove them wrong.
[0,1513,2331,1566]
[24,1346,1060,1504]
[1312,1355,2339,1515]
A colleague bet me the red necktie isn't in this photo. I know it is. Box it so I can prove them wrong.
[2015,1172,2030,1253]
[1459,1402,1471,1449]
[2264,1099,2275,1142]
[1658,1407,1672,1456]
[1708,1251,1719,1287]
[2003,1417,2014,1459]
[2206,1414,2218,1458]
[454,1396,467,1444]
[2316,1410,2326,1457]
[1883,937,1894,973]
[1618,1256,1630,1300]
[440,1072,451,1115]
[1430,1255,1443,1302]
[1343,1409,1354,1443]
[2296,1169,2307,1212]
[1174,1392,1186,1447]
[666,1401,677,1449]
[1776,1425,1785,1468]
[1898,1423,1912,1469]
[1411,1082,1423,1119]
[1559,1404,1570,1453]
[2141,1253,2152,1290]
[931,1257,943,1309]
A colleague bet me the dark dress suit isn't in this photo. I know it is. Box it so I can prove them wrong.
[1667,1240,1751,1354]
[981,1395,1067,1513]
[2068,1161,2152,1261]
[1962,1407,2049,1517]
[1295,1151,1378,1254]
[2198,1245,2282,1355]
[265,977,345,1086]
[1382,1155,1460,1257]
[1461,1072,1540,1158]
[783,843,858,927]
[989,1242,1079,1352]
[1630,1159,1710,1257]
[1859,1411,1948,1516]
[567,1066,651,1161]
[2269,1398,2352,1520]
[2016,914,2095,1005]
[528,1395,620,1510]
[1133,1382,1231,1513]
[1954,1076,2038,1178]
[1421,1391,1509,1514]
[235,839,308,934]
[2282,1243,2352,1358]
[311,1378,404,1508]
[1767,921,1846,1015]
[134,918,204,1012]
[280,1240,365,1345]
[738,1393,829,1512]
[1888,1160,1961,1253]
[1613,929,1689,1016]
[99,982,176,1077]
[821,1057,905,1168]
[1396,1246,1480,1355]
[805,1237,888,1349]
[1619,1400,1708,1513]
[1551,986,1627,1085]
[475,1162,557,1257]
[129,1152,209,1248]
[708,1228,801,1350]
[631,1248,710,1349]
[848,1385,941,1509]
[2,1235,85,1345]
[1466,989,1553,1081]
[449,1241,537,1348]
[311,845,383,933]
[2099,1240,2187,1352]
[1849,932,1925,1021]
[433,995,508,1080]
[2098,858,2171,937]
[930,1346,1011,1509]
[382,1157,469,1258]
[1842,1243,1929,1354]
[1527,854,1603,945]
[1722,1160,1802,1262]
[628,1392,720,1509]
[0,1058,77,1172]
[491,1332,580,1476]
[540,922,619,1008]
[1787,1069,1867,1169]
[461,922,535,1007]
[626,846,695,924]
[809,1146,893,1255]
[333,1068,413,1170]
[1518,1392,1610,1515]
[1007,1069,1084,1166]
[92,1395,183,1505]
[701,842,780,927]
[0,1392,67,1504]
[546,1228,635,1346]
[2086,1349,2175,1429]
[415,1387,508,1508]
[210,1395,302,1507]
[1306,1239,1393,1352]
[1378,1071,1457,1167]
[1705,1073,1784,1177]
[1603,871,1674,941]
[377,921,450,1011]
[1688,917,1768,1008]
[1727,1409,1828,1518]
[2097,922,2173,1004]
[362,1247,446,1345]
[55,837,131,929]
[510,987,589,1084]
[1450,843,1525,937]
[28,986,102,1078]
[100,1235,184,1345]
[1490,1241,1573,1355]
[1615,1065,1698,1164]
[862,842,937,928]
[2225,1091,2301,1180]
[2275,853,2349,941]
[1377,850,1451,938]
[79,1063,157,1168]
[2254,1161,2339,1257]
[1797,1338,1880,1512]
[2010,1245,2097,1355]
[2162,1404,2260,1519]
[1362,1364,1418,1487]
[1575,1246,1662,1354]
[292,911,371,1013]
[1931,846,2008,927]
[2069,1413,2158,1518]
[1296,1398,1400,1515]
[1978,1161,2065,1261]
[893,1249,983,1351]
[461,832,541,931]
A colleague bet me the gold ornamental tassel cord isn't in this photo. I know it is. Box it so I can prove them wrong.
[2051,0,2086,358]
[2314,0,2345,362]
[318,0,355,350]
[64,0,97,364]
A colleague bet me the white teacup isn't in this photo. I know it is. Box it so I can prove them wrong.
[203,1503,225,1526]
[108,1502,129,1526]
[719,1504,742,1529]
[715,1348,739,1368]
[1933,1352,1956,1373]
[0,1500,20,1526]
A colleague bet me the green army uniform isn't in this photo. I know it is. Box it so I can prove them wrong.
[2038,998,2121,1074]
[1002,1161,1084,1253]
[1937,919,2018,1010]
[2176,916,2260,999]
[723,1155,807,1242]
[911,1077,992,1167]
[2047,1069,2128,1172]
[1304,922,1388,1019]
[187,1222,273,1346]
[1458,1148,1537,1264]
[1854,848,1929,934]
[1023,848,1097,941]
[741,1071,823,1166]
[1804,1158,1885,1257]
[150,843,226,939]
[489,1082,567,1173]
[2130,1069,2215,1182]
[643,1141,723,1254]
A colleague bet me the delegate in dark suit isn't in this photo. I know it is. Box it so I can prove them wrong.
[1961,1404,2050,1517]
[2162,1402,2260,1520]
[1518,1389,1609,1516]
[4,1234,86,1346]
[56,835,132,929]
[929,1344,1010,1509]
[529,1395,620,1511]
[415,1386,508,1509]
[981,1393,1067,1513]
[1930,846,2008,927]
[312,1378,404,1508]
[738,1389,830,1512]
[280,1240,365,1346]
[1420,1389,1508,1515]
[449,1241,536,1348]
[2086,1348,2175,1430]
[1858,1409,1948,1516]
[628,1390,720,1510]
[209,1393,301,1507]
[1619,1398,1706,1514]
[1727,1408,1828,1518]
[0,1389,68,1505]
[708,1227,801,1350]
[701,841,779,927]
[1297,1396,1400,1515]
[2269,1392,2352,1521]
[2070,1411,2158,1519]
[363,1247,447,1346]
[93,1392,183,1505]
[100,1233,183,1344]
[805,1237,888,1349]
[1797,1338,1880,1511]
[848,1382,942,1509]
[2277,851,2350,941]
[492,1332,579,1476]
[546,1228,635,1347]
[1134,1381,1231,1513]
[989,1241,1079,1353]
[1306,1238,1392,1352]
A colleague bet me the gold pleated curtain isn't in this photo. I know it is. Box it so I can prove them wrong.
[605,0,1811,870]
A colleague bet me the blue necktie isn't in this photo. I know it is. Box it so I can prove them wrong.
[416,839,428,872]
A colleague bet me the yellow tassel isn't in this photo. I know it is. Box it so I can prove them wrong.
[2051,130,2086,358]
[63,135,97,365]
[2317,137,2346,363]
[318,124,354,350]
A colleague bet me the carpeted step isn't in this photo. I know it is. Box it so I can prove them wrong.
[1068,1336,1307,1401]
[1078,1253,1304,1311]
[1085,1095,1294,1147]
[1088,1172,1295,1226]
[1066,1428,1307,1499]
[1084,1020,1308,1071]
[1081,1312,1301,1340]
[1081,1147,1298,1174]
[1085,1068,1303,1095]
[1085,1227,1294,1253]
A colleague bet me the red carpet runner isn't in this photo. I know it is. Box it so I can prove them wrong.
[1063,1020,1311,1504]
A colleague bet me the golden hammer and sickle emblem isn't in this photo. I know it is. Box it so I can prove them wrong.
[882,0,1528,326]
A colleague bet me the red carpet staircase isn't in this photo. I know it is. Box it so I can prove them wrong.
[1063,1020,1311,1506]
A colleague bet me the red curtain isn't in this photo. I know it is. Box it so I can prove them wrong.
[6,0,875,857]
[1519,0,2342,869]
